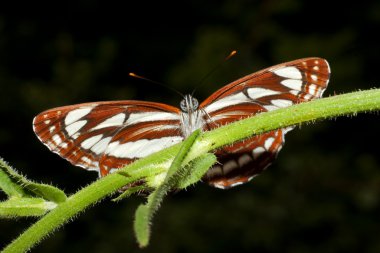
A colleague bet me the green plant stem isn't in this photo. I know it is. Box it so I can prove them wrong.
[184,89,380,162]
[3,89,380,252]
[3,173,135,253]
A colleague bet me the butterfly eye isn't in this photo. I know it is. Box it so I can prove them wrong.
[180,95,199,112]
[180,99,186,112]
[191,97,199,111]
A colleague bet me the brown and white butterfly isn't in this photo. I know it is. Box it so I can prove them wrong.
[33,58,330,189]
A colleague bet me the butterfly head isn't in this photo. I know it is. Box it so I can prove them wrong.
[180,94,199,113]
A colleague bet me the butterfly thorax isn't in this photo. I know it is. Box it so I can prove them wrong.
[179,94,205,138]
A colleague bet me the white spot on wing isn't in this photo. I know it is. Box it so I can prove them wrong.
[303,94,312,100]
[308,84,317,95]
[90,137,112,155]
[66,120,87,136]
[223,160,239,174]
[281,79,303,90]
[252,147,265,159]
[263,105,279,111]
[238,154,252,167]
[107,136,183,158]
[49,126,56,133]
[213,183,227,189]
[271,99,293,107]
[81,134,103,149]
[46,141,55,149]
[311,74,318,81]
[248,175,258,181]
[127,112,179,125]
[44,120,51,124]
[229,181,244,187]
[107,168,118,174]
[290,90,299,96]
[205,114,229,123]
[52,134,62,145]
[92,113,126,130]
[273,67,302,79]
[65,107,93,125]
[59,142,68,149]
[72,132,80,139]
[264,137,275,150]
[204,92,249,113]
[81,156,92,164]
[247,88,280,100]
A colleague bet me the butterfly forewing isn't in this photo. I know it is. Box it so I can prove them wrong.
[33,57,330,189]
[33,101,182,176]
[201,58,330,188]
[201,58,329,117]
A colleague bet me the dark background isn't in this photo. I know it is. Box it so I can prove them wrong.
[1,1,380,252]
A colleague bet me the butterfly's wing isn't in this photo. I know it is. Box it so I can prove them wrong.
[200,58,330,188]
[33,101,182,176]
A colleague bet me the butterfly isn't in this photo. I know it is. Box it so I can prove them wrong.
[33,58,330,189]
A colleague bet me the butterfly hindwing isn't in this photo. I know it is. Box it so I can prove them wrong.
[201,58,330,188]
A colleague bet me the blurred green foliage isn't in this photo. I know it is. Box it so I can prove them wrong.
[1,1,379,252]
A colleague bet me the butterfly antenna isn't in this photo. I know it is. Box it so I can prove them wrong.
[129,72,184,97]
[191,50,237,96]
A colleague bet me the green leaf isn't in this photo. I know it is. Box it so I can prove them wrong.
[0,157,67,203]
[0,197,57,218]
[176,153,217,189]
[24,182,67,203]
[134,153,216,248]
[134,129,202,247]
[0,159,29,198]
[134,204,150,247]
[112,185,148,202]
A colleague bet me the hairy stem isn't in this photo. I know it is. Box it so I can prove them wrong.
[3,173,135,253]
